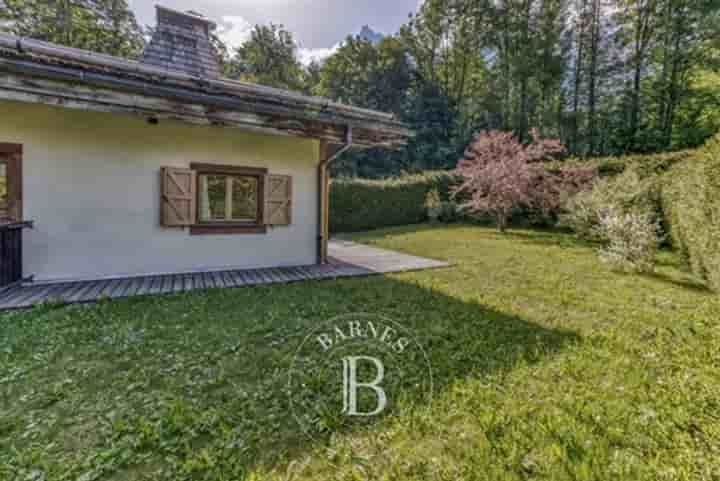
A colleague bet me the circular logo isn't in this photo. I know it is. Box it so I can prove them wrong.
[287,313,433,437]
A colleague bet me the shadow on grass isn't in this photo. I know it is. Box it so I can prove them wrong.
[340,222,599,251]
[333,222,457,240]
[501,229,600,250]
[0,271,581,479]
[641,270,710,293]
[256,277,580,463]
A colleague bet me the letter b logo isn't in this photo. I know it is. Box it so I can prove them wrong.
[342,356,387,417]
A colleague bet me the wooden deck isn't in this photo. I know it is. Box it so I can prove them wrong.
[0,241,449,310]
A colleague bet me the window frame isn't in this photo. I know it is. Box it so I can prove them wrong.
[189,163,267,235]
[0,143,22,223]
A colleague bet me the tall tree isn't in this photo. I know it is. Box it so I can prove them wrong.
[0,0,144,58]
[617,0,660,150]
[228,24,305,92]
[652,0,719,149]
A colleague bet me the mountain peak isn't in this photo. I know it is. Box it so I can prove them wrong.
[358,25,383,44]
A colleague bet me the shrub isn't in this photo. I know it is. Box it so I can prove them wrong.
[452,130,592,232]
[424,188,443,222]
[328,149,689,236]
[661,135,720,290]
[551,150,693,178]
[597,209,662,273]
[330,171,458,233]
[560,164,663,241]
[437,200,461,223]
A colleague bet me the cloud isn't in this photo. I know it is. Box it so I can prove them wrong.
[219,15,340,66]
[297,43,341,66]
[218,15,254,50]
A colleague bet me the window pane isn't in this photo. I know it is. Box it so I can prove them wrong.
[198,173,259,223]
[231,176,258,221]
[199,174,227,222]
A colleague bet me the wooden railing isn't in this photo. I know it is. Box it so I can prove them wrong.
[0,221,32,288]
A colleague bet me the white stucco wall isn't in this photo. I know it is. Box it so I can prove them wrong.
[0,101,321,282]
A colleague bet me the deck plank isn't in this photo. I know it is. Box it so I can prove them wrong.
[1,286,46,309]
[171,275,184,293]
[64,282,95,303]
[148,276,164,295]
[121,277,140,298]
[8,283,56,307]
[283,268,301,282]
[0,241,449,310]
[159,276,172,295]
[212,271,225,289]
[268,268,285,283]
[83,280,111,302]
[227,270,244,287]
[133,277,148,297]
[284,267,303,280]
[220,271,236,288]
[243,270,259,285]
[261,269,276,283]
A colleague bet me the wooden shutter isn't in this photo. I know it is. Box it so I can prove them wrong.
[160,167,196,227]
[265,175,292,226]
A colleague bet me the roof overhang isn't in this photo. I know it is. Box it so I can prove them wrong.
[0,34,413,149]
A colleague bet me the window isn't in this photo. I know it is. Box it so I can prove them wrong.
[0,144,22,222]
[199,174,259,223]
[190,164,267,235]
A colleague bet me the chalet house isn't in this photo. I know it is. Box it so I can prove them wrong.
[0,6,411,284]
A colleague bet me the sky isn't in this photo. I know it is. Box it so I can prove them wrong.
[128,0,422,64]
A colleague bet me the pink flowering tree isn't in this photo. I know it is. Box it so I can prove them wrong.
[453,130,596,232]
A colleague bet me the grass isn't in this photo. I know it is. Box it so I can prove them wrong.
[2,224,719,480]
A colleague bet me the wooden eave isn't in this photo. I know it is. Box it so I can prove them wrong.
[0,34,413,149]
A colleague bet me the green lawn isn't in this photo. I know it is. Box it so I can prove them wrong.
[2,225,719,480]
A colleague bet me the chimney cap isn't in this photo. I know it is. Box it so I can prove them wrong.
[155,5,217,29]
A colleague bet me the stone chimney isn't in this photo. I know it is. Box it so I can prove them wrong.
[141,6,220,78]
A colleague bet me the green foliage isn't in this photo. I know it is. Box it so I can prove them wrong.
[672,68,720,149]
[318,36,423,178]
[4,1,718,180]
[557,150,690,241]
[597,209,662,273]
[661,134,720,290]
[424,187,443,222]
[227,24,305,92]
[317,36,412,115]
[0,0,145,59]
[555,150,694,177]
[330,171,458,233]
[561,164,665,241]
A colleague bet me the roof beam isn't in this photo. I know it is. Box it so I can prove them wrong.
[0,71,408,149]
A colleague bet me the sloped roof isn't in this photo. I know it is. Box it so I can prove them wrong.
[0,33,412,148]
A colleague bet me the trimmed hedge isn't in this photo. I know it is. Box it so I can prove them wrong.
[330,171,458,233]
[661,135,720,291]
[330,149,695,234]
[551,150,693,178]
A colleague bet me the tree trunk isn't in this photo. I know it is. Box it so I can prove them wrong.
[627,0,657,151]
[571,0,588,154]
[662,5,686,148]
[517,0,532,142]
[497,212,508,233]
[586,0,600,155]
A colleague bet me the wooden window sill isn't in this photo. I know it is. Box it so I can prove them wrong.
[190,224,267,235]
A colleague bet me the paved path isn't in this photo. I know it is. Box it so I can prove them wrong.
[0,240,449,310]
